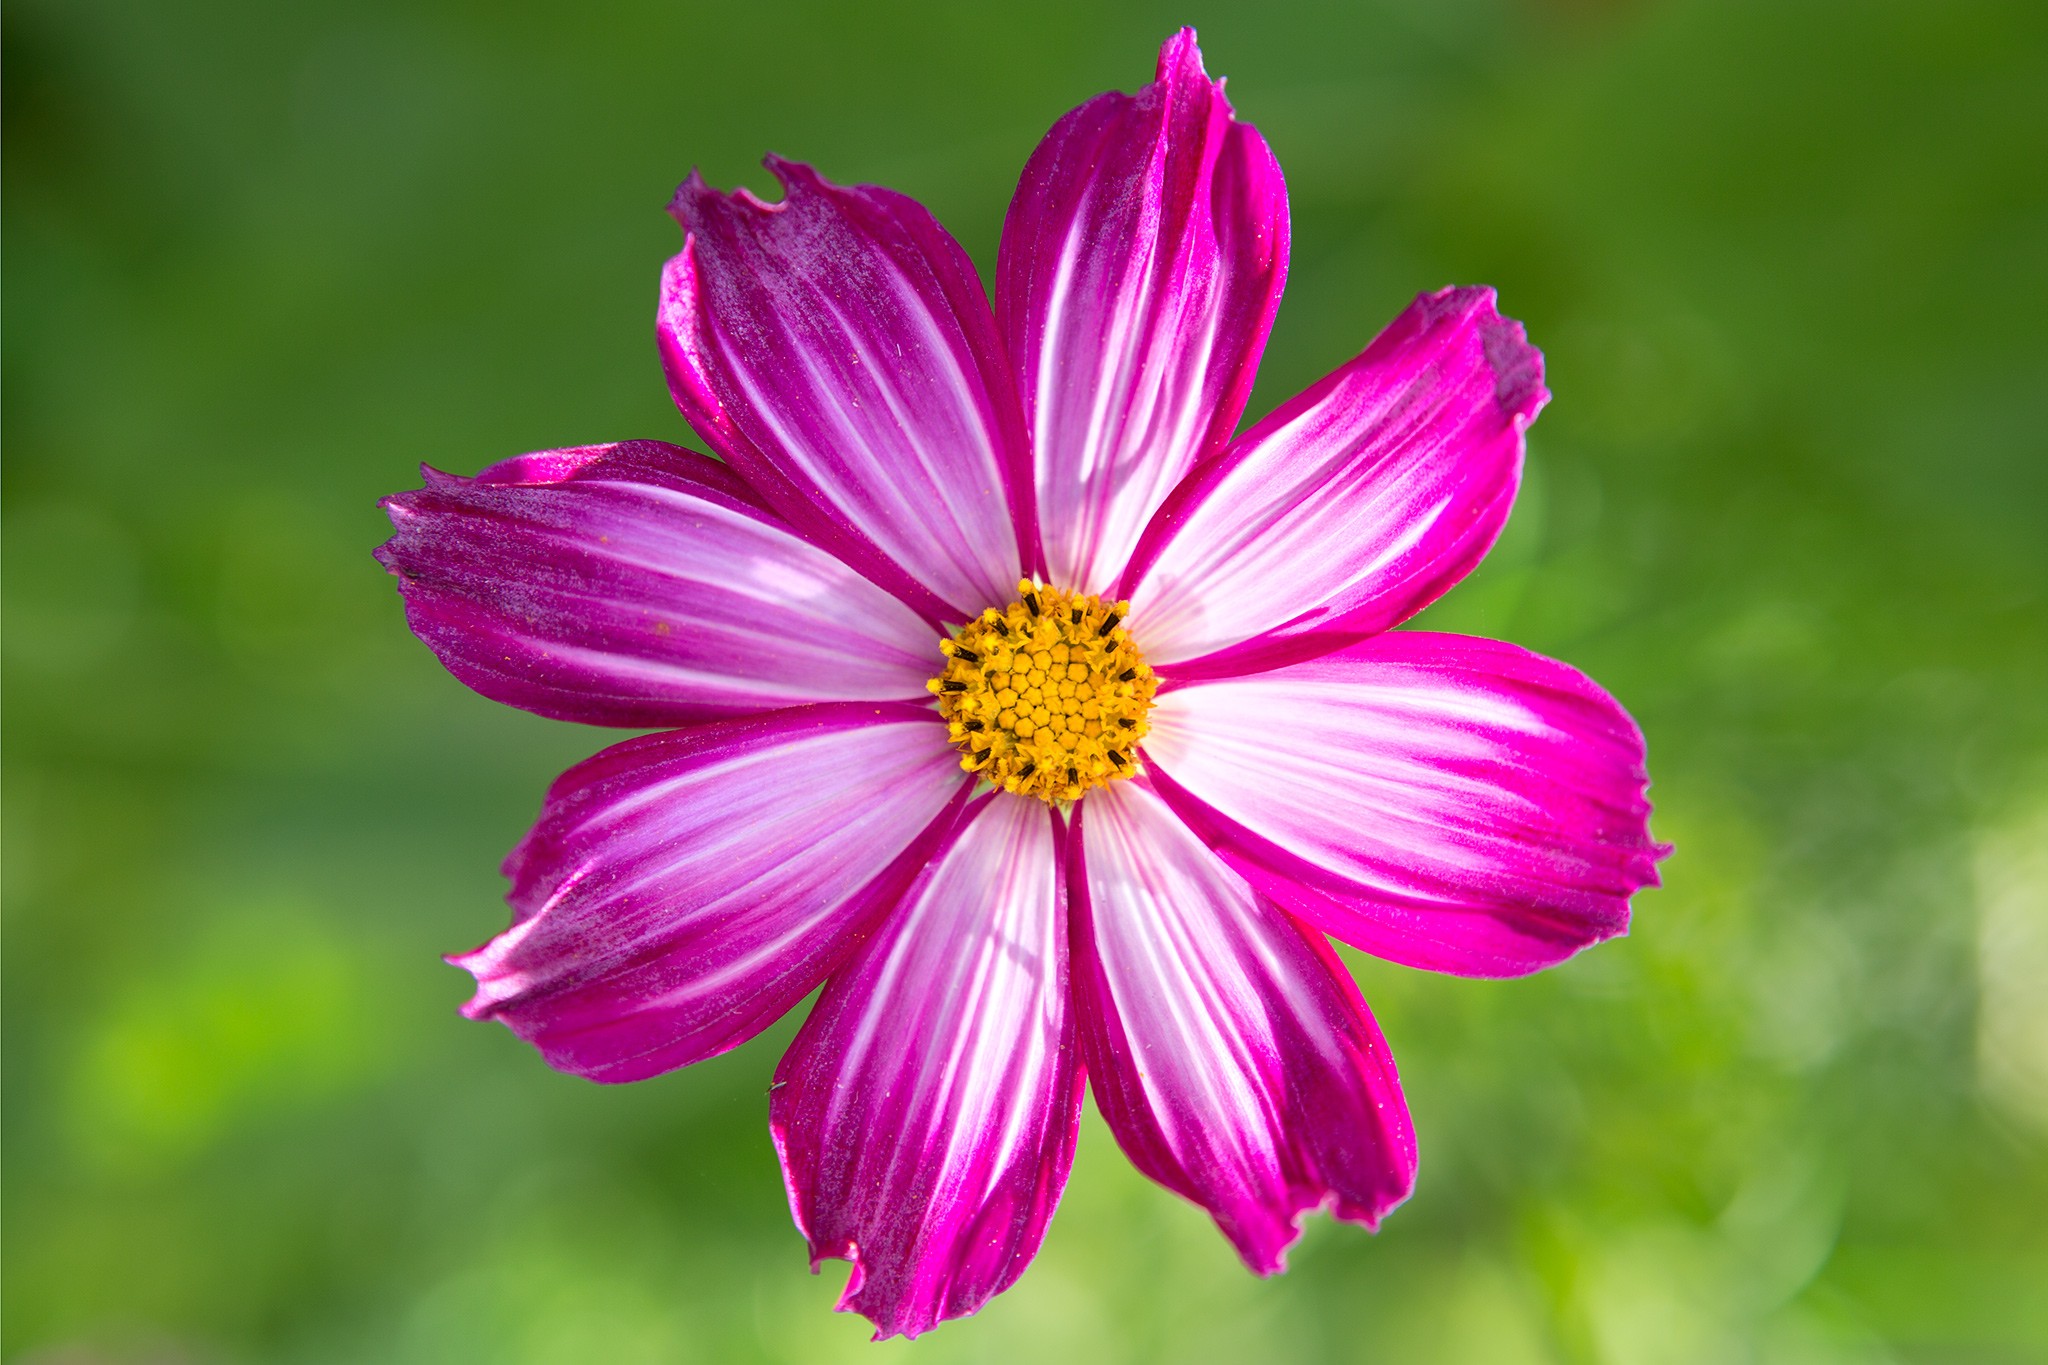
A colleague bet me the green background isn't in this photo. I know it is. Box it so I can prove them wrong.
[6,1,2046,1360]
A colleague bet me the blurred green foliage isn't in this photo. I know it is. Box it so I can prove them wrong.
[5,1,2046,1360]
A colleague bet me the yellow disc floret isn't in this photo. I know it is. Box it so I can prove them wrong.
[927,579,1157,803]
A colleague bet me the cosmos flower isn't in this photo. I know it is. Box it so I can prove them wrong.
[377,29,1664,1339]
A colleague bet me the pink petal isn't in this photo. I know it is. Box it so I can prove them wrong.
[773,795,1080,1340]
[998,28,1288,596]
[1143,632,1666,977]
[1124,287,1547,676]
[378,441,941,727]
[1071,781,1415,1273]
[451,704,967,1083]
[661,158,1034,623]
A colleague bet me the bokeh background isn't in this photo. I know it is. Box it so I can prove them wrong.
[6,1,2046,1360]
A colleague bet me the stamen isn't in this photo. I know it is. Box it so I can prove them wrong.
[927,583,1156,804]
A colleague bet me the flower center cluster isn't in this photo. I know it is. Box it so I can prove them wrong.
[928,579,1157,803]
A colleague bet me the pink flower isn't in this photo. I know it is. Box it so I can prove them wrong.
[378,30,1665,1339]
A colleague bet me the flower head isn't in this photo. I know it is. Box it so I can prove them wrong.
[930,580,1157,801]
[378,29,1666,1340]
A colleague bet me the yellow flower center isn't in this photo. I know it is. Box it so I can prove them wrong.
[927,579,1157,803]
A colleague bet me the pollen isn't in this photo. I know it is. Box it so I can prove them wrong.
[927,579,1156,803]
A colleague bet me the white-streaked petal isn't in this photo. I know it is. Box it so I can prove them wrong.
[1126,287,1545,675]
[772,795,1080,1340]
[451,705,964,1081]
[1073,781,1415,1271]
[379,442,939,725]
[661,159,1032,621]
[999,29,1287,595]
[1144,632,1665,976]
